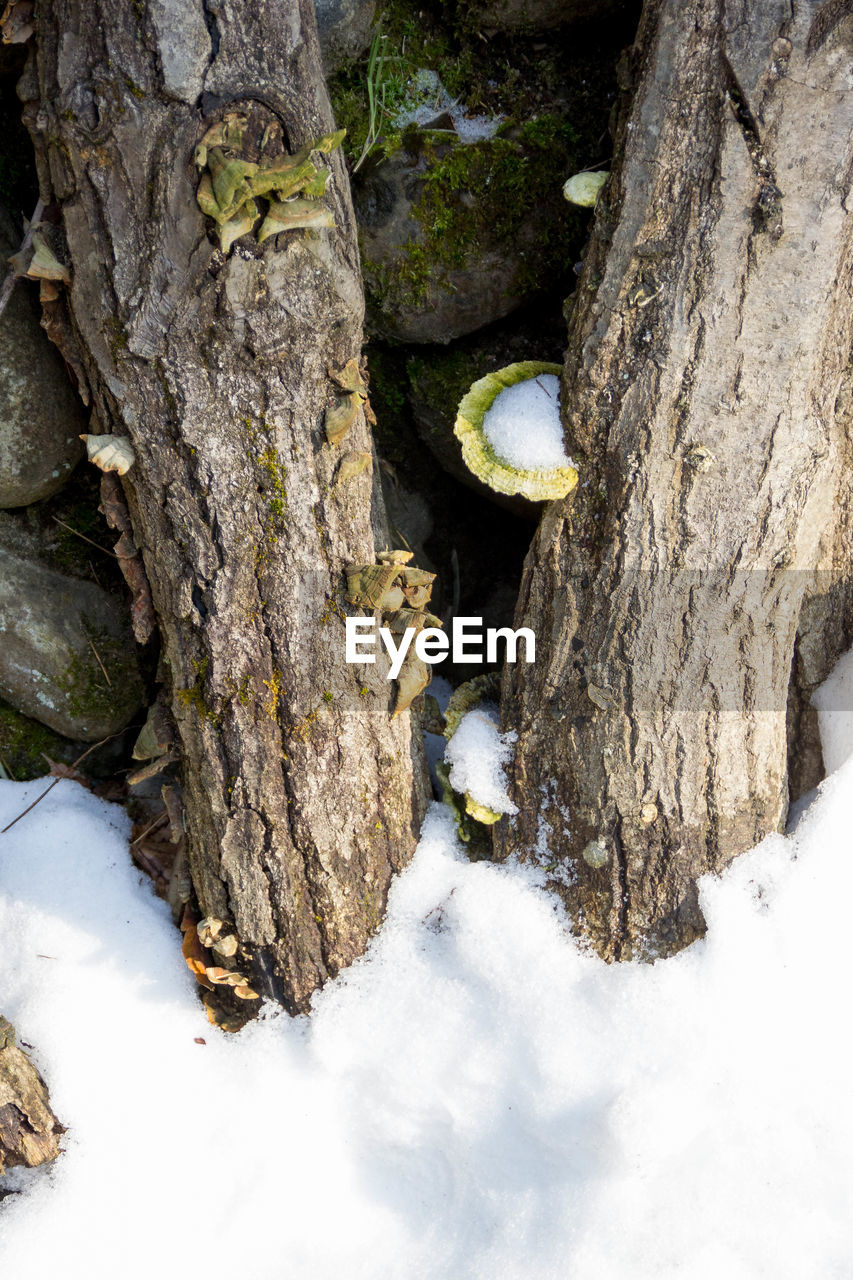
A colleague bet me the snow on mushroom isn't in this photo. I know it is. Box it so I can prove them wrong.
[453,361,578,501]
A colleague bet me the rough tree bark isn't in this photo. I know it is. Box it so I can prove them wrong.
[0,1017,64,1175]
[498,0,853,957]
[24,0,429,1013]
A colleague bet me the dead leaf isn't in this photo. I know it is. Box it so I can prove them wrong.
[328,358,364,394]
[100,473,157,643]
[334,451,372,486]
[26,233,71,284]
[42,756,91,787]
[393,653,432,717]
[324,391,360,446]
[126,750,178,788]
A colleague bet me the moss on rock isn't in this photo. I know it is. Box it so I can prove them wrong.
[356,116,586,342]
[0,699,81,780]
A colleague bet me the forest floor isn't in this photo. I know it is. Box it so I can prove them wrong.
[1,655,852,1278]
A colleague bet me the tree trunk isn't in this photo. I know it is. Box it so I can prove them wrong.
[0,1017,64,1176]
[498,0,853,958]
[25,0,429,1013]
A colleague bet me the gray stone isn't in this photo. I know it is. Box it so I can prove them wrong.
[0,547,145,741]
[314,0,376,74]
[0,210,85,509]
[356,148,529,344]
[355,131,576,344]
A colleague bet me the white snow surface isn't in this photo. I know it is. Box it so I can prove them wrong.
[392,68,502,143]
[482,374,573,472]
[443,705,518,815]
[811,646,853,772]
[2,682,853,1276]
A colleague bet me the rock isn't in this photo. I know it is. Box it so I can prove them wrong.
[355,123,584,344]
[0,207,85,508]
[0,697,86,780]
[314,0,376,75]
[0,548,144,741]
[466,0,630,34]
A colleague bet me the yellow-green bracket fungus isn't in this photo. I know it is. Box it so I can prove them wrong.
[439,675,512,833]
[562,170,609,208]
[195,112,346,255]
[454,361,578,502]
[325,358,374,447]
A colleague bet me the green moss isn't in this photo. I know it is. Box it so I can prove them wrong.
[0,699,80,780]
[253,442,289,570]
[260,669,284,722]
[55,627,140,725]
[103,315,128,361]
[225,674,252,706]
[367,116,585,314]
[408,347,480,423]
[175,685,207,716]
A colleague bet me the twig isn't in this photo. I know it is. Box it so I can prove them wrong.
[88,638,112,687]
[0,197,45,324]
[52,516,118,558]
[0,736,114,836]
[129,811,169,847]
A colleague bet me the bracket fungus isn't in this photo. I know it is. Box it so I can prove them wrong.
[194,111,345,255]
[344,550,440,716]
[79,433,136,476]
[453,362,578,502]
[435,674,519,852]
[562,170,609,207]
[325,358,374,446]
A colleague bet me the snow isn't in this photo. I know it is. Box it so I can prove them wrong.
[443,704,518,815]
[2,665,853,1276]
[392,69,503,144]
[811,646,853,772]
[482,374,573,472]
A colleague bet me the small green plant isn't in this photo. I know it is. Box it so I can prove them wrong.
[352,29,399,174]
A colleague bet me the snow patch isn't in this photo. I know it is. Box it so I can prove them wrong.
[811,647,853,772]
[443,705,518,815]
[482,374,572,472]
[2,653,853,1276]
[392,69,503,144]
